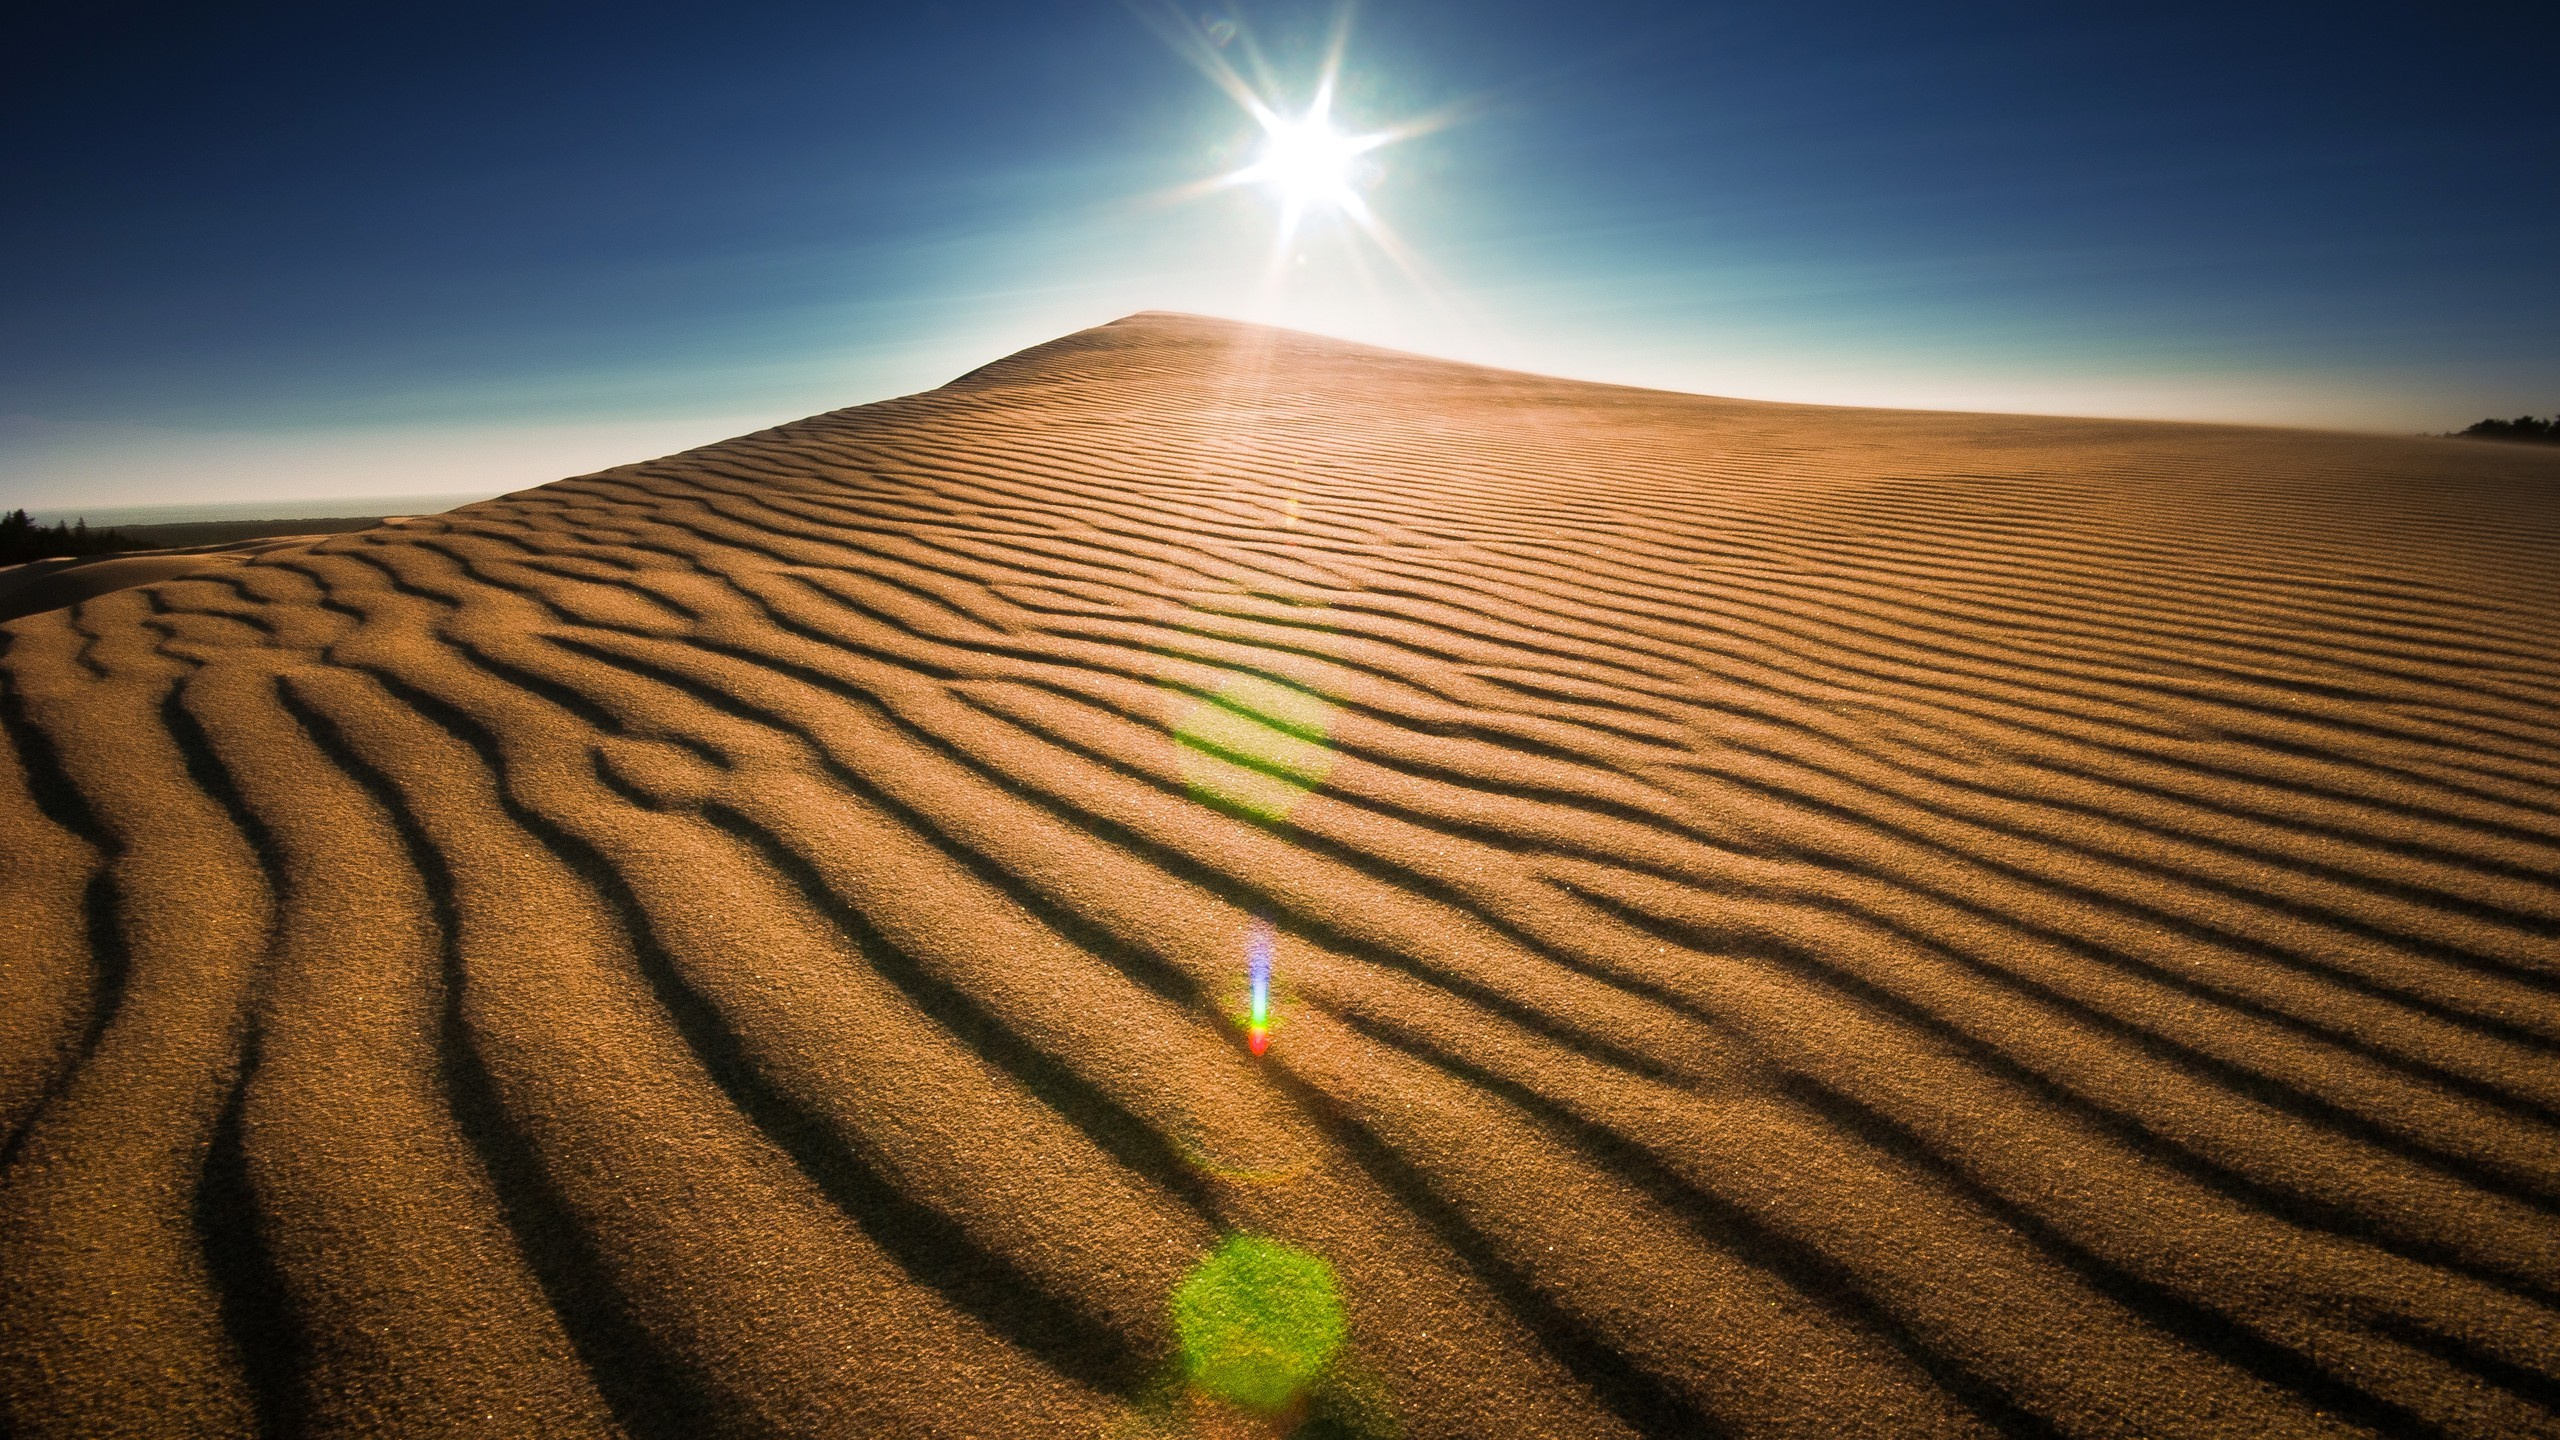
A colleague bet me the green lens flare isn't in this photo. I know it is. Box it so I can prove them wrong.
[1171,1236,1347,1413]
[1173,672,1336,824]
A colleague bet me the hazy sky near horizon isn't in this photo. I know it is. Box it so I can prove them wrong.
[6,0,2557,510]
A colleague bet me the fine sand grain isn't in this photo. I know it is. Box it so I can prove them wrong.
[3,313,2558,1438]
[0,537,347,624]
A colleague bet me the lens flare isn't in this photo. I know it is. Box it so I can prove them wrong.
[1248,917,1273,1055]
[1234,97,1381,217]
[1168,1119,1319,1187]
[1172,670,1336,826]
[1140,3,1454,291]
[1171,1235,1347,1414]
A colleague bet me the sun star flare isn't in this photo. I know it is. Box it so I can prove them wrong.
[1230,92,1388,218]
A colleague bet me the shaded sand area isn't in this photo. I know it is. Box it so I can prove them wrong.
[4,313,2560,1438]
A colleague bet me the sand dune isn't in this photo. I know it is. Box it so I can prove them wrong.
[0,537,349,625]
[4,312,2559,1438]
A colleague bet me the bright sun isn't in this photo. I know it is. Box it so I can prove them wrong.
[1228,90,1388,219]
[1251,114,1366,211]
[1169,18,1432,268]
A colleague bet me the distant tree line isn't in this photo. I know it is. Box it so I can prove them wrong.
[2454,414,2559,444]
[0,509,158,566]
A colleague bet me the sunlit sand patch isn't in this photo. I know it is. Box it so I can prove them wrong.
[1167,1123,1321,1191]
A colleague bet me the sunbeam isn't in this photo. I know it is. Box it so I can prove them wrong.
[1140,2,1449,297]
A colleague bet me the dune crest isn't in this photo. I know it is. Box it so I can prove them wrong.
[4,312,2559,1437]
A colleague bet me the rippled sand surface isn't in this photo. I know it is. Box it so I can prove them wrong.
[5,313,2559,1438]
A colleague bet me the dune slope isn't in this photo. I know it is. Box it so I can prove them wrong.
[4,313,2559,1439]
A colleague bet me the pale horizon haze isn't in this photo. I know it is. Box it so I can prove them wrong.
[8,0,2555,514]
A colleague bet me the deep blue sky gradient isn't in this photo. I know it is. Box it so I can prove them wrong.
[6,0,2555,507]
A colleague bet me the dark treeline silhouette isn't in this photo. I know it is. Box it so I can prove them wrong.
[0,509,158,566]
[2455,414,2560,444]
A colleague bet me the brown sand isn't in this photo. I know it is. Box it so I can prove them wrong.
[2,312,2557,1438]
[0,537,342,624]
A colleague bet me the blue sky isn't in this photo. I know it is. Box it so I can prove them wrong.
[6,0,2555,510]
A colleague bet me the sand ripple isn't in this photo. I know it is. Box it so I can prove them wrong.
[5,314,2559,1438]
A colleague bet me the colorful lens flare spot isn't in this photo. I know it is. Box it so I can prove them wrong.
[1248,918,1274,1055]
[1171,1236,1347,1415]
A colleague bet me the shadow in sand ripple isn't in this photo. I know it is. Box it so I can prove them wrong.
[5,312,2560,1437]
